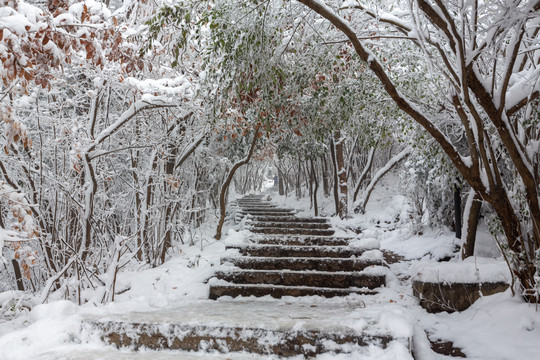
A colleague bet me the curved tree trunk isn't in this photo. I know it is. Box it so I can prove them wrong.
[215,127,260,240]
[354,148,410,214]
[353,146,376,202]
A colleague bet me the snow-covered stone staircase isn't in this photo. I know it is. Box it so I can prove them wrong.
[209,195,387,299]
[70,195,412,359]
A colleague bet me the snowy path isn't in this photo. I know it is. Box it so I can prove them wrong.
[4,184,540,359]
[71,195,414,359]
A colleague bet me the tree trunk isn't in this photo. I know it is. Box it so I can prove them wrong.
[321,155,330,197]
[454,183,462,239]
[215,127,260,240]
[311,158,319,217]
[295,160,302,199]
[330,137,340,216]
[12,259,25,291]
[278,166,285,195]
[334,130,348,218]
[307,162,313,209]
[461,191,482,259]
[488,188,538,301]
[353,147,376,202]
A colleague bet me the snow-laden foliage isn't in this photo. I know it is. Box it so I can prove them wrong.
[0,0,216,301]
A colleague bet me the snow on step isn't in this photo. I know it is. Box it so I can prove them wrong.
[250,227,335,236]
[248,216,329,223]
[213,269,386,289]
[227,244,371,258]
[208,283,379,299]
[248,221,332,229]
[255,236,351,246]
[81,301,412,358]
[221,256,383,271]
[238,207,293,212]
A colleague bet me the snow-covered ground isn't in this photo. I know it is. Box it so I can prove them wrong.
[1,175,539,359]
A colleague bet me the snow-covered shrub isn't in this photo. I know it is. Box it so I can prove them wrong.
[400,141,458,234]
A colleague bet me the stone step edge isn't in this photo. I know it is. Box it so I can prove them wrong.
[247,216,328,220]
[246,222,332,228]
[237,208,278,211]
[221,256,382,262]
[226,244,377,251]
[215,268,386,276]
[251,235,354,240]
[208,284,379,299]
[83,320,396,357]
[249,228,334,232]
[253,239,350,246]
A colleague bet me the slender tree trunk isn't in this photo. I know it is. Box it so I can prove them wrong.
[295,160,302,199]
[12,259,25,291]
[130,150,143,260]
[278,166,285,195]
[321,155,330,197]
[311,158,319,217]
[353,147,376,202]
[330,137,340,216]
[334,130,348,219]
[141,151,158,264]
[307,161,313,209]
[80,154,97,262]
[215,127,260,240]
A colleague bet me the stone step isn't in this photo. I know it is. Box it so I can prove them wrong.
[236,202,275,206]
[81,302,412,357]
[208,283,378,299]
[240,207,292,212]
[237,206,276,210]
[84,319,393,358]
[239,208,294,213]
[255,236,351,246]
[238,211,295,217]
[221,256,382,271]
[248,222,332,230]
[227,245,361,258]
[249,216,328,223]
[214,270,385,289]
[250,227,335,236]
